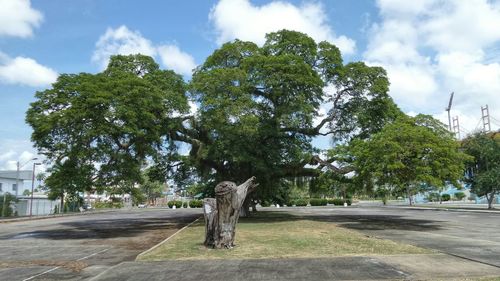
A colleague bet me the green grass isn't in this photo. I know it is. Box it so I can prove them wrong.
[138,212,432,261]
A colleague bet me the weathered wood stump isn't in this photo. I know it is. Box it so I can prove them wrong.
[203,176,257,248]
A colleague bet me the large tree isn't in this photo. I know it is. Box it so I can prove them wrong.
[174,30,400,211]
[27,55,188,197]
[27,30,399,210]
[346,115,470,205]
[462,132,500,209]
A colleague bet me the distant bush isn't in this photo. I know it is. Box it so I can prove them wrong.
[454,192,466,200]
[328,198,344,206]
[168,200,183,208]
[309,198,327,206]
[441,194,451,201]
[260,200,271,207]
[189,200,203,208]
[426,192,440,202]
[182,202,188,208]
[94,201,123,209]
[328,198,351,206]
[0,193,17,217]
[293,198,309,207]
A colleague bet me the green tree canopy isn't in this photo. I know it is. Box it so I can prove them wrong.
[346,115,470,205]
[462,132,500,209]
[27,55,188,196]
[27,30,401,207]
[177,30,400,203]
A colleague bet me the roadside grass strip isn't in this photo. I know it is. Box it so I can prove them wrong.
[138,211,432,261]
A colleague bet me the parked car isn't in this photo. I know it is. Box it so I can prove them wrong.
[138,203,147,208]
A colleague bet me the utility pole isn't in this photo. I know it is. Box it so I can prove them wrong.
[452,116,460,139]
[15,162,19,198]
[481,105,491,133]
[29,162,41,217]
[445,92,454,131]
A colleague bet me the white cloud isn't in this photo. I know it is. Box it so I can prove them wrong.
[92,26,157,69]
[0,139,44,172]
[0,53,58,87]
[157,45,196,76]
[365,0,500,133]
[92,26,197,76]
[209,0,356,55]
[0,0,43,38]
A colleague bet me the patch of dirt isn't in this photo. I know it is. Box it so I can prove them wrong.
[0,260,88,272]
[112,227,181,251]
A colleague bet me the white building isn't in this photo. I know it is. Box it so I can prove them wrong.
[0,170,32,196]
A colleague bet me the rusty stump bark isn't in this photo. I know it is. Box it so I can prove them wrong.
[203,176,257,248]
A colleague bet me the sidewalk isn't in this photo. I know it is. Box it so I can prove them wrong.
[90,254,500,281]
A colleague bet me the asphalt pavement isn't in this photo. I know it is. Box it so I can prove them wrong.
[0,208,201,281]
[93,206,500,281]
[3,206,500,280]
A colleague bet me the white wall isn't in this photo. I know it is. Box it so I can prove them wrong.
[0,178,26,195]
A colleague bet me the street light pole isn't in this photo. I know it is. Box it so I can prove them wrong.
[29,163,41,217]
[15,157,38,198]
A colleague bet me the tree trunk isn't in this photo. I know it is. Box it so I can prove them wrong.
[203,176,257,248]
[203,198,217,247]
[60,194,64,214]
[487,193,495,209]
[239,198,251,218]
[406,186,413,206]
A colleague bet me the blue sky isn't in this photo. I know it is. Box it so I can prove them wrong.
[1,0,500,170]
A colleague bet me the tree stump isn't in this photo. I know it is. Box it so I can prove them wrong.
[203,176,257,248]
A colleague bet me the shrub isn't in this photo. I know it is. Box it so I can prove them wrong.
[0,193,16,217]
[168,200,183,208]
[293,198,308,206]
[94,202,112,209]
[426,192,440,202]
[309,198,327,206]
[328,198,351,206]
[454,192,466,200]
[260,200,271,207]
[182,202,188,208]
[189,200,203,208]
[441,194,451,201]
[329,198,344,206]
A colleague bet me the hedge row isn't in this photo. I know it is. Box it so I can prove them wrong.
[328,198,352,206]
[309,198,328,206]
[189,200,203,208]
[94,202,124,209]
[167,200,183,208]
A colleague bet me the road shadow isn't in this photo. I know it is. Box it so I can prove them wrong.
[2,212,201,241]
[238,210,444,232]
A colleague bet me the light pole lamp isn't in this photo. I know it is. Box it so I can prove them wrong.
[29,162,42,217]
[15,157,38,197]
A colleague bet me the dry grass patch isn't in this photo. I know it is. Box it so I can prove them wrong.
[138,212,431,261]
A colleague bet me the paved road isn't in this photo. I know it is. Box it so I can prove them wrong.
[0,208,201,281]
[3,206,500,280]
[92,206,500,281]
[286,206,500,268]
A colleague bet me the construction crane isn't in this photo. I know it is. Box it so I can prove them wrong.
[445,92,454,131]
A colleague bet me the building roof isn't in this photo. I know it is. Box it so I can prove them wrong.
[0,170,33,180]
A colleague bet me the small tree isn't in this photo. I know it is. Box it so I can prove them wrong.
[462,132,500,209]
[349,115,470,205]
[1,193,17,217]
